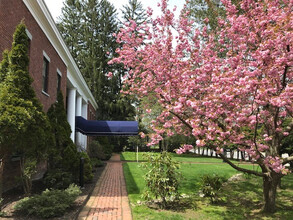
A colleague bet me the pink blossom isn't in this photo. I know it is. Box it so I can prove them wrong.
[106,72,113,78]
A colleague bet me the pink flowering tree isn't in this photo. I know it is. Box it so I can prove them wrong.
[110,0,293,212]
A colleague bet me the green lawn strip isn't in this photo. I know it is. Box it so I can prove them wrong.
[123,161,293,220]
[121,151,249,163]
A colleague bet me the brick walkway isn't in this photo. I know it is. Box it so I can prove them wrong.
[77,154,132,220]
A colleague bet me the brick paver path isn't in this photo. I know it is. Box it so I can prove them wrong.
[78,154,132,220]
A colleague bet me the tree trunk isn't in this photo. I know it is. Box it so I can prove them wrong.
[263,174,280,213]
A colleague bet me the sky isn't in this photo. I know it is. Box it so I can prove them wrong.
[44,0,185,22]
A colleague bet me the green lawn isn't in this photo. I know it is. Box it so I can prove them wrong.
[123,154,293,220]
[121,151,231,163]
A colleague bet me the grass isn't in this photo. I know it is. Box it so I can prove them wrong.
[121,152,231,163]
[122,152,293,220]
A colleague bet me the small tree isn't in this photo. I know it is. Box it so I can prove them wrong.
[0,22,51,195]
[47,91,79,179]
[142,152,181,208]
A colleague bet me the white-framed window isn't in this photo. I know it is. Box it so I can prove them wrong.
[57,68,62,93]
[42,51,50,95]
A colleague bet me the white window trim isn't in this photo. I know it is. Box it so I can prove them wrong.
[42,90,50,97]
[57,68,62,77]
[43,50,50,62]
[25,28,32,40]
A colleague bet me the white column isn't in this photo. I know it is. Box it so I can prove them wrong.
[75,94,83,148]
[82,101,88,150]
[67,88,76,142]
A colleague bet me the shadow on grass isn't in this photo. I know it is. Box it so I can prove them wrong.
[120,153,126,161]
[123,162,140,194]
[206,176,293,220]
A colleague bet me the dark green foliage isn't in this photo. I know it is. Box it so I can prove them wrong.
[200,174,226,203]
[90,158,103,168]
[122,0,148,25]
[0,22,51,152]
[185,0,241,33]
[79,151,93,183]
[47,91,80,183]
[185,0,226,31]
[99,137,114,160]
[58,0,83,65]
[43,169,73,190]
[0,22,52,195]
[0,50,9,82]
[88,138,113,160]
[14,184,81,218]
[88,140,106,160]
[59,0,136,123]
[142,152,182,208]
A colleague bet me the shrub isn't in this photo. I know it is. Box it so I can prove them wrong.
[142,151,182,208]
[91,157,103,168]
[43,169,73,189]
[88,141,106,160]
[14,184,81,218]
[200,174,226,203]
[79,151,93,183]
[0,197,3,216]
[88,139,113,160]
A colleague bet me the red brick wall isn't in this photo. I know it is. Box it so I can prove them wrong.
[0,0,67,192]
[0,0,67,112]
[87,102,96,146]
[87,102,96,120]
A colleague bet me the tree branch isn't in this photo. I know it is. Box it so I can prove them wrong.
[169,110,193,131]
[217,152,265,177]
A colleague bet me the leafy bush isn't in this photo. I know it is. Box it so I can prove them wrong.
[142,151,182,208]
[0,197,4,216]
[79,151,93,183]
[88,139,112,160]
[200,174,226,203]
[91,157,103,168]
[88,141,106,160]
[43,169,73,189]
[14,184,81,218]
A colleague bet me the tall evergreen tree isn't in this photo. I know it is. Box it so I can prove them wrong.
[0,22,52,195]
[59,0,135,121]
[121,0,148,25]
[58,0,83,64]
[47,91,80,180]
[59,0,136,151]
[185,0,224,30]
[0,50,9,83]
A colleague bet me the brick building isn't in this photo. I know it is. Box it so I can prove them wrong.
[0,0,98,191]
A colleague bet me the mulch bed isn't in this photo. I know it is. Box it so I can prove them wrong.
[1,164,106,219]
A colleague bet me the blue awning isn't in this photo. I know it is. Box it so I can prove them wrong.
[75,116,138,136]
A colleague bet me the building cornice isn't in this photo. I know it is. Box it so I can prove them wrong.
[22,0,98,110]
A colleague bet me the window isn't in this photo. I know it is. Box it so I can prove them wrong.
[25,29,32,69]
[42,51,50,95]
[57,69,62,94]
[42,57,49,93]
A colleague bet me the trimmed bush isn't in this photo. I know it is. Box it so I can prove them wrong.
[91,158,103,168]
[200,174,226,203]
[79,151,93,183]
[14,184,81,218]
[88,139,112,161]
[43,169,72,190]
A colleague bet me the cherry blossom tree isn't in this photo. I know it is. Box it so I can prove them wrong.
[110,0,293,212]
